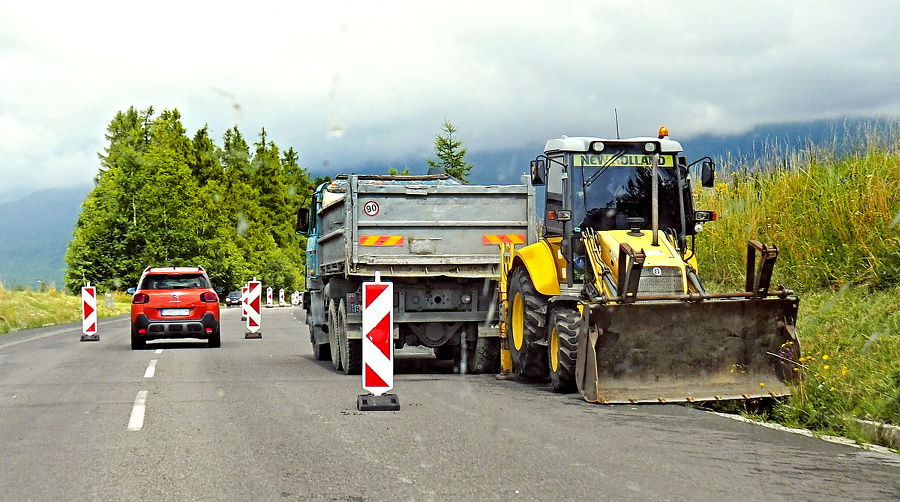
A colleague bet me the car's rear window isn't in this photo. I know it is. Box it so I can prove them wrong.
[140,274,210,290]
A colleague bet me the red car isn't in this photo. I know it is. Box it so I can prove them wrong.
[130,266,221,349]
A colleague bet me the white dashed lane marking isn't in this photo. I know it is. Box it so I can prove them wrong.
[144,359,157,378]
[127,391,148,431]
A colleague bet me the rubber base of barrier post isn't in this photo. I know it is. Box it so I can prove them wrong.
[357,393,400,412]
[245,331,262,339]
[80,334,99,342]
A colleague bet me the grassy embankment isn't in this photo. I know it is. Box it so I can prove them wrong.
[0,284,131,334]
[695,124,900,442]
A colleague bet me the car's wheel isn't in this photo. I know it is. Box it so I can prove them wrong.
[507,267,549,379]
[328,299,342,371]
[548,307,579,393]
[208,325,221,348]
[131,326,145,350]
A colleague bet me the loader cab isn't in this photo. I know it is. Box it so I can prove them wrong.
[531,132,706,278]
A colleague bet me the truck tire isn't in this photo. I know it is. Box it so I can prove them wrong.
[506,267,549,379]
[548,307,579,393]
[328,299,342,371]
[471,336,500,374]
[312,333,331,361]
[338,300,362,375]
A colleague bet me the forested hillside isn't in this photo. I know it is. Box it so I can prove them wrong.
[64,107,310,293]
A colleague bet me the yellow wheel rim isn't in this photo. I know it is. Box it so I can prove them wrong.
[511,293,524,351]
[549,325,559,372]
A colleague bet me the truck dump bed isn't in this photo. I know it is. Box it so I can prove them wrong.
[316,175,535,278]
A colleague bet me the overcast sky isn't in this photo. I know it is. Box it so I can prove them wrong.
[1,0,899,202]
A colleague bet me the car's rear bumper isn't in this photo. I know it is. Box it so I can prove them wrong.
[132,313,218,340]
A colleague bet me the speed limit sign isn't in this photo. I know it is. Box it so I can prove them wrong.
[363,200,379,217]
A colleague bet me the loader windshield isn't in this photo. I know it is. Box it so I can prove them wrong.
[572,151,683,233]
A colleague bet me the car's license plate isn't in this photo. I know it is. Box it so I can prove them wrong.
[161,308,190,317]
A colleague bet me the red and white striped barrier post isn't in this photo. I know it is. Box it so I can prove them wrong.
[279,288,285,307]
[240,284,248,320]
[81,284,99,342]
[291,291,300,306]
[266,287,273,308]
[245,279,262,339]
[358,272,399,411]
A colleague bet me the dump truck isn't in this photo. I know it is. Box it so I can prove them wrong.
[296,174,535,374]
[496,129,802,403]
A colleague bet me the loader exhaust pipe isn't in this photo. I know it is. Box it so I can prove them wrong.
[651,153,659,246]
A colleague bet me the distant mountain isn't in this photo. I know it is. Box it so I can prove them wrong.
[2,117,893,291]
[0,185,90,289]
[317,117,896,184]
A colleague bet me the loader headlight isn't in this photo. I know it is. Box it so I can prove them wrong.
[460,294,472,304]
[590,141,605,152]
[644,142,658,153]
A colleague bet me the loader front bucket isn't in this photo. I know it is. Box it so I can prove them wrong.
[575,297,801,404]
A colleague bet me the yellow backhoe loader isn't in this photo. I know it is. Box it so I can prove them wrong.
[497,128,801,403]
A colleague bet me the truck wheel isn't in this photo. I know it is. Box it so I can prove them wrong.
[434,345,456,360]
[328,299,342,371]
[338,300,362,375]
[312,332,331,361]
[507,267,549,379]
[472,336,500,374]
[548,308,579,393]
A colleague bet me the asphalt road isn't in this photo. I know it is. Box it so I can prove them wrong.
[1,306,898,502]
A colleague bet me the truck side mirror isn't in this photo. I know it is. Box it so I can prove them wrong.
[530,159,546,186]
[701,160,715,188]
[296,207,310,233]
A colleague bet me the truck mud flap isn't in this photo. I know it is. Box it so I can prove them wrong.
[575,297,801,404]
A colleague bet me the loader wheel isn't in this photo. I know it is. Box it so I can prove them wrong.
[507,267,549,379]
[548,308,580,393]
[339,300,362,375]
[328,299,342,371]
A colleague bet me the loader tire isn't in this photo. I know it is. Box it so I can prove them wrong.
[328,299,342,371]
[507,267,549,379]
[548,307,580,393]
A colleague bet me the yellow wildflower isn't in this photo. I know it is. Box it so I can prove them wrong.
[759,382,765,388]
[822,354,829,361]
[841,366,848,376]
[829,387,836,392]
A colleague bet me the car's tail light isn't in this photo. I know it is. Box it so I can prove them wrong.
[132,293,150,304]
[200,292,218,303]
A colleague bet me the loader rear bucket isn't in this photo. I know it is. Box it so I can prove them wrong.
[575,297,801,404]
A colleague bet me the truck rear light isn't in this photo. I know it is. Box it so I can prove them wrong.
[205,327,213,334]
[200,292,219,303]
[138,328,147,334]
[132,293,150,304]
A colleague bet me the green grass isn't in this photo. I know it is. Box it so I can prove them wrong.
[694,122,900,443]
[0,284,131,334]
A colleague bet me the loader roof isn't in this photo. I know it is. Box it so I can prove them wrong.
[544,136,684,154]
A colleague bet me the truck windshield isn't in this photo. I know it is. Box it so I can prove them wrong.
[571,151,683,233]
